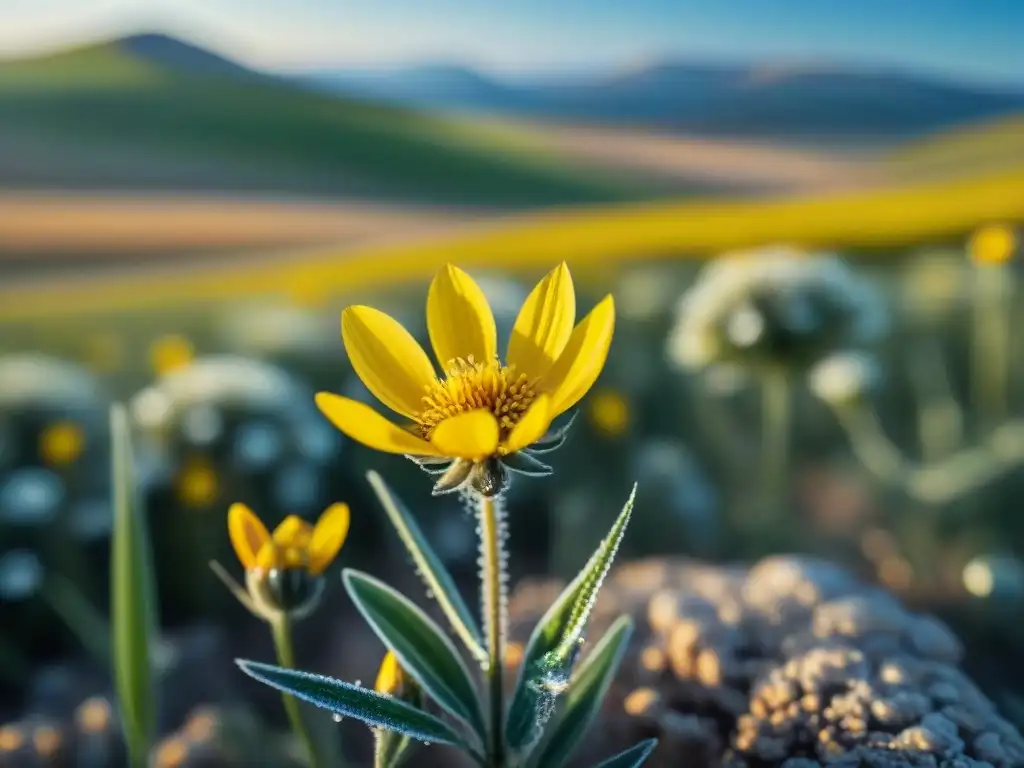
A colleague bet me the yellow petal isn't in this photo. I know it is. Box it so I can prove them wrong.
[271,515,313,548]
[506,262,576,380]
[541,295,615,416]
[308,503,350,575]
[227,503,270,571]
[502,394,553,454]
[375,650,410,697]
[430,409,499,461]
[316,393,441,456]
[427,264,497,371]
[342,306,436,419]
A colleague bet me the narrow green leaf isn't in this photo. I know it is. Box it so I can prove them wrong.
[528,616,635,768]
[590,739,658,768]
[506,484,637,751]
[109,404,158,767]
[40,573,111,669]
[344,570,485,739]
[367,471,485,663]
[236,659,468,749]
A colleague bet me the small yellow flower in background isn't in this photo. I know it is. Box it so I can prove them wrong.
[969,224,1017,265]
[372,651,423,766]
[587,388,631,438]
[175,459,219,509]
[227,502,349,620]
[315,262,615,496]
[150,334,195,376]
[39,421,85,466]
[374,650,421,702]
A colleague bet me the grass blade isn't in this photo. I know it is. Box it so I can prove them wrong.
[236,659,470,749]
[506,484,637,752]
[343,569,485,740]
[110,403,158,767]
[528,616,634,768]
[590,739,658,768]
[367,471,484,663]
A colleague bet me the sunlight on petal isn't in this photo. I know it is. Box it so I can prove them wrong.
[427,264,498,370]
[502,394,553,454]
[308,503,350,575]
[316,392,440,456]
[342,306,436,418]
[541,295,616,417]
[227,503,270,571]
[506,262,576,380]
[430,409,500,460]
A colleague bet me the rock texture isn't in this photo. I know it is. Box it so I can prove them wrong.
[508,556,1024,768]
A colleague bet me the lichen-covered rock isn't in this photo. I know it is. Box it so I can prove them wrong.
[508,556,1024,768]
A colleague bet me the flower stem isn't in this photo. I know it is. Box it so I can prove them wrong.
[760,366,791,520]
[477,492,508,767]
[971,264,1010,436]
[270,615,323,768]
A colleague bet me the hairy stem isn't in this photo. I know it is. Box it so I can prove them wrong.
[271,615,323,768]
[478,492,508,767]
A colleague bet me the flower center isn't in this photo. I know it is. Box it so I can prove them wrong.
[418,357,537,439]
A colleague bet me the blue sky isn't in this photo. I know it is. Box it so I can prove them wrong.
[1,0,1021,87]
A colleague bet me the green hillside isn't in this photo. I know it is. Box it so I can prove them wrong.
[887,114,1024,181]
[0,41,648,205]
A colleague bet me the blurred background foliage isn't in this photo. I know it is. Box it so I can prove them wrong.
[2,5,1024,765]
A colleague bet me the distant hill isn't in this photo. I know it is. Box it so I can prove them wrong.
[887,114,1024,180]
[0,34,650,205]
[118,33,257,78]
[304,60,1024,145]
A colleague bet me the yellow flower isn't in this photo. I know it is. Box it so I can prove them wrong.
[374,650,420,701]
[969,224,1017,265]
[226,502,350,619]
[39,421,85,466]
[150,334,194,376]
[315,263,615,496]
[587,389,631,437]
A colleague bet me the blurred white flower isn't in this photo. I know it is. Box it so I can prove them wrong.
[180,404,224,446]
[808,352,880,408]
[0,354,104,408]
[218,303,336,357]
[0,549,44,601]
[963,555,1024,600]
[617,265,685,322]
[233,420,284,471]
[0,468,64,525]
[667,246,887,375]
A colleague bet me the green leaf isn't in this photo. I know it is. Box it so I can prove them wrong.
[109,403,158,767]
[506,484,637,752]
[590,739,658,768]
[367,471,485,664]
[343,569,486,740]
[236,659,469,749]
[528,616,635,768]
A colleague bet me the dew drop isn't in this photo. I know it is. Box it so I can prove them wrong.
[332,713,344,722]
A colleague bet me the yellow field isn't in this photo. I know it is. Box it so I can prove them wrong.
[3,168,1024,323]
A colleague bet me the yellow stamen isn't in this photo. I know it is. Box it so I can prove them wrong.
[418,357,538,439]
